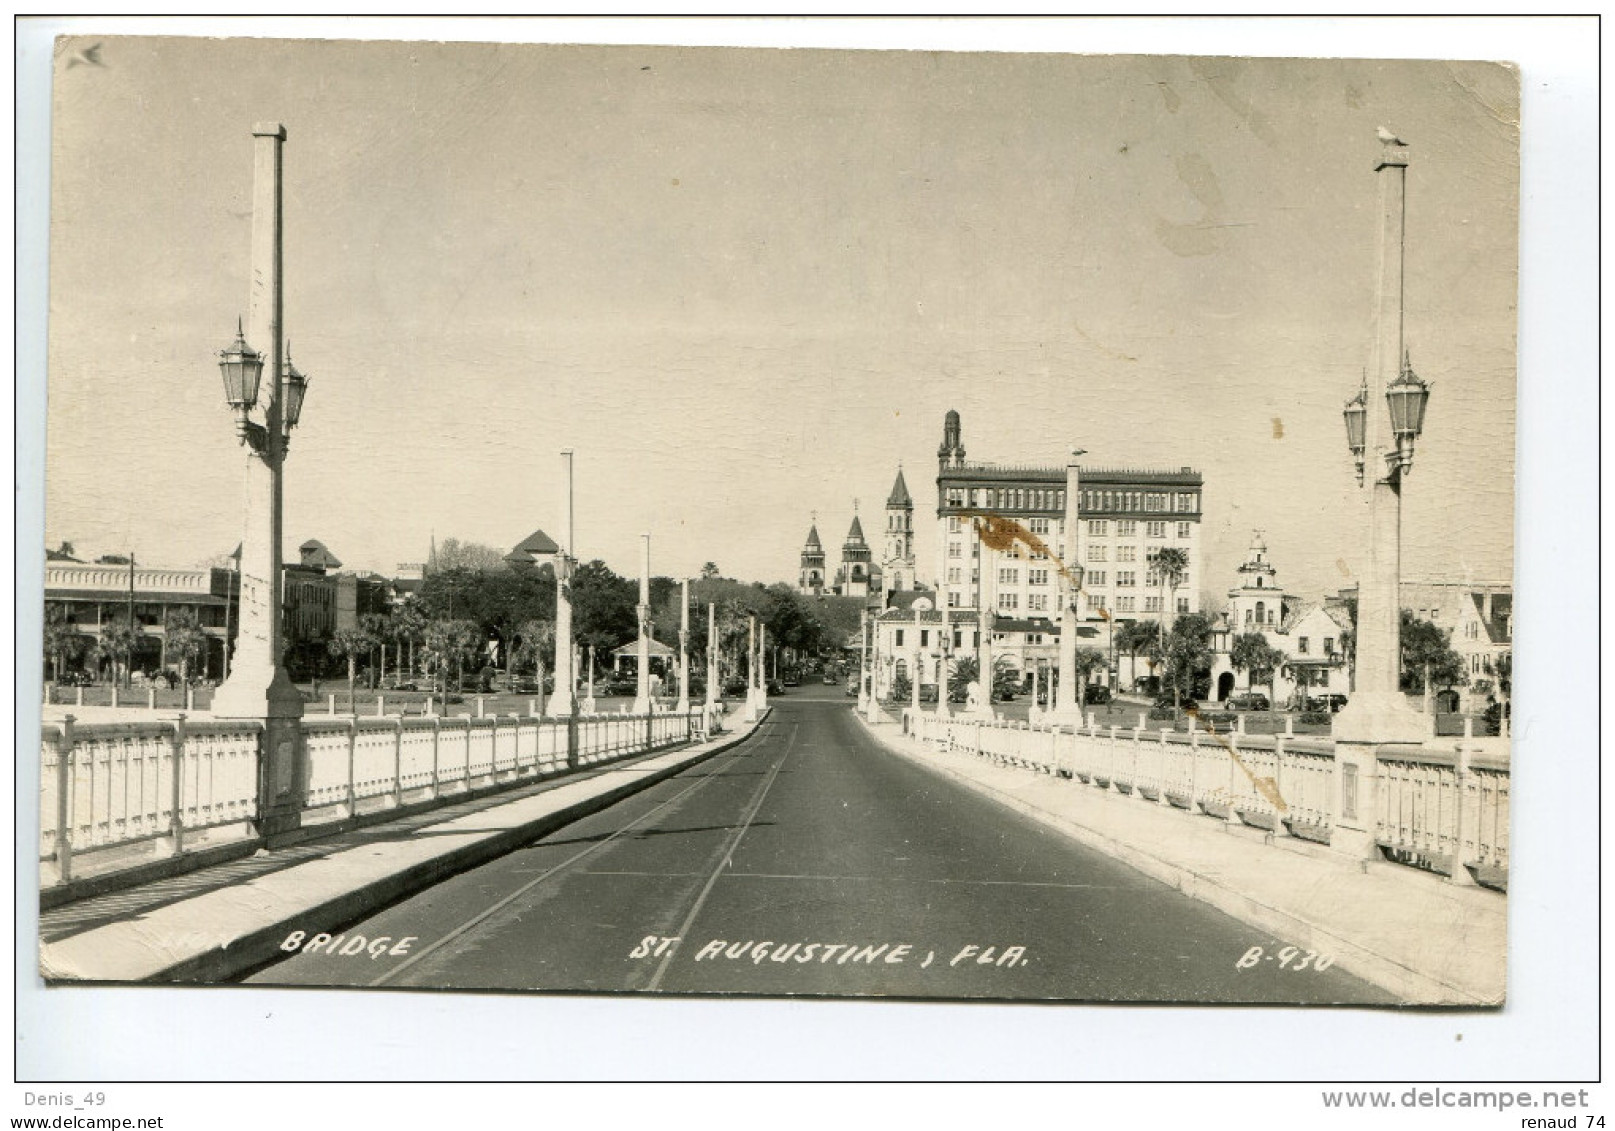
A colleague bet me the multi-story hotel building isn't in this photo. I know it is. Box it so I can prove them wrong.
[934,410,1204,633]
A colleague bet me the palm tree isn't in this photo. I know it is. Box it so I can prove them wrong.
[515,618,555,697]
[1152,546,1190,638]
[328,625,377,709]
[359,612,391,689]
[392,604,427,680]
[162,608,209,688]
[422,618,478,697]
[94,613,140,688]
[948,655,979,702]
[42,606,84,683]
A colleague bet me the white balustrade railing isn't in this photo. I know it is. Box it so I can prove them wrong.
[901,708,1509,890]
[41,707,711,887]
[40,716,260,884]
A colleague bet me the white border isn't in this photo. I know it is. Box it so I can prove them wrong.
[11,15,1599,1094]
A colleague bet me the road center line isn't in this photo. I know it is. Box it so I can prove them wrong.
[645,722,800,992]
[365,739,764,988]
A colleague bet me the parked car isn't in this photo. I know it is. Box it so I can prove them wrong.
[822,674,838,686]
[1084,685,1113,705]
[1306,694,1349,713]
[723,676,749,696]
[767,678,785,695]
[1227,691,1270,711]
[919,685,938,703]
[58,670,94,687]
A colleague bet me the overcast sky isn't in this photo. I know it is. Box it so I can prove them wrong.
[43,38,1518,602]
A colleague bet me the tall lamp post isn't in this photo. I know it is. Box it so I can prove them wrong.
[1333,131,1434,865]
[1053,448,1086,722]
[211,123,309,838]
[1334,132,1432,750]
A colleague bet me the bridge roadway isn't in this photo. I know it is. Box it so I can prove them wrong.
[244,686,1395,1003]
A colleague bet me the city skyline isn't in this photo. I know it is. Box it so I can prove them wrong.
[44,41,1516,606]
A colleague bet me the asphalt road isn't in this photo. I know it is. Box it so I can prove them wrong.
[245,688,1395,1004]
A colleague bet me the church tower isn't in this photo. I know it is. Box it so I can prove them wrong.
[798,521,826,595]
[839,508,873,598]
[882,467,915,597]
[1228,531,1286,635]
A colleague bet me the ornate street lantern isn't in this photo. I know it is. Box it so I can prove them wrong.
[282,343,310,431]
[1342,381,1367,484]
[218,318,263,416]
[1385,351,1431,475]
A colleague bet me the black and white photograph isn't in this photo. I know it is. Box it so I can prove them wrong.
[14,15,1597,1105]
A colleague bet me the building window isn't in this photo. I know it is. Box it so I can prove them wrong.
[1118,520,1136,536]
[1088,570,1106,587]
[1087,594,1106,612]
[1117,546,1136,563]
[947,592,961,608]
[1116,571,1135,587]
[1088,520,1108,536]
[1177,522,1191,539]
[1324,637,1334,656]
[920,630,929,647]
[1028,594,1047,612]
[947,567,961,584]
[1028,569,1049,586]
[1001,593,1019,610]
[1298,637,1309,654]
[895,629,905,648]
[1176,597,1189,614]
[1027,633,1043,646]
[948,542,961,559]
[1144,596,1162,612]
[1029,517,1049,535]
[998,568,1019,585]
[1085,545,1107,563]
[948,517,961,533]
[1116,596,1135,613]
[1146,521,1166,538]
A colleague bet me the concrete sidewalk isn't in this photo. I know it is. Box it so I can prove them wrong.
[39,710,772,985]
[859,713,1505,1006]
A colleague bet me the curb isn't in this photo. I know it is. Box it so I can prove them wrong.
[857,715,1499,1006]
[47,711,772,986]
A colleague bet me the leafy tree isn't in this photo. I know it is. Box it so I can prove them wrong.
[433,537,508,573]
[570,559,638,655]
[1071,647,1107,709]
[1159,612,1214,710]
[163,608,209,686]
[328,625,377,707]
[700,562,720,580]
[1399,611,1465,694]
[1115,620,1160,690]
[1229,631,1284,705]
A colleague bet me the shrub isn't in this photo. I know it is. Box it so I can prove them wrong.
[1299,710,1331,726]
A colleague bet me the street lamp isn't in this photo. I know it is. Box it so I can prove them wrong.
[217,319,263,424]
[1385,351,1432,477]
[1342,379,1367,485]
[282,343,310,432]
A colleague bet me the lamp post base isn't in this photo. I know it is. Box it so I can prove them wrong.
[1332,691,1432,746]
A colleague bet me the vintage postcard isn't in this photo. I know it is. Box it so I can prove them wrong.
[35,36,1517,1017]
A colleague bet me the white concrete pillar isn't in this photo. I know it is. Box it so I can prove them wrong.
[704,602,718,712]
[633,533,652,715]
[209,122,305,836]
[1054,449,1084,720]
[551,450,577,717]
[676,577,691,714]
